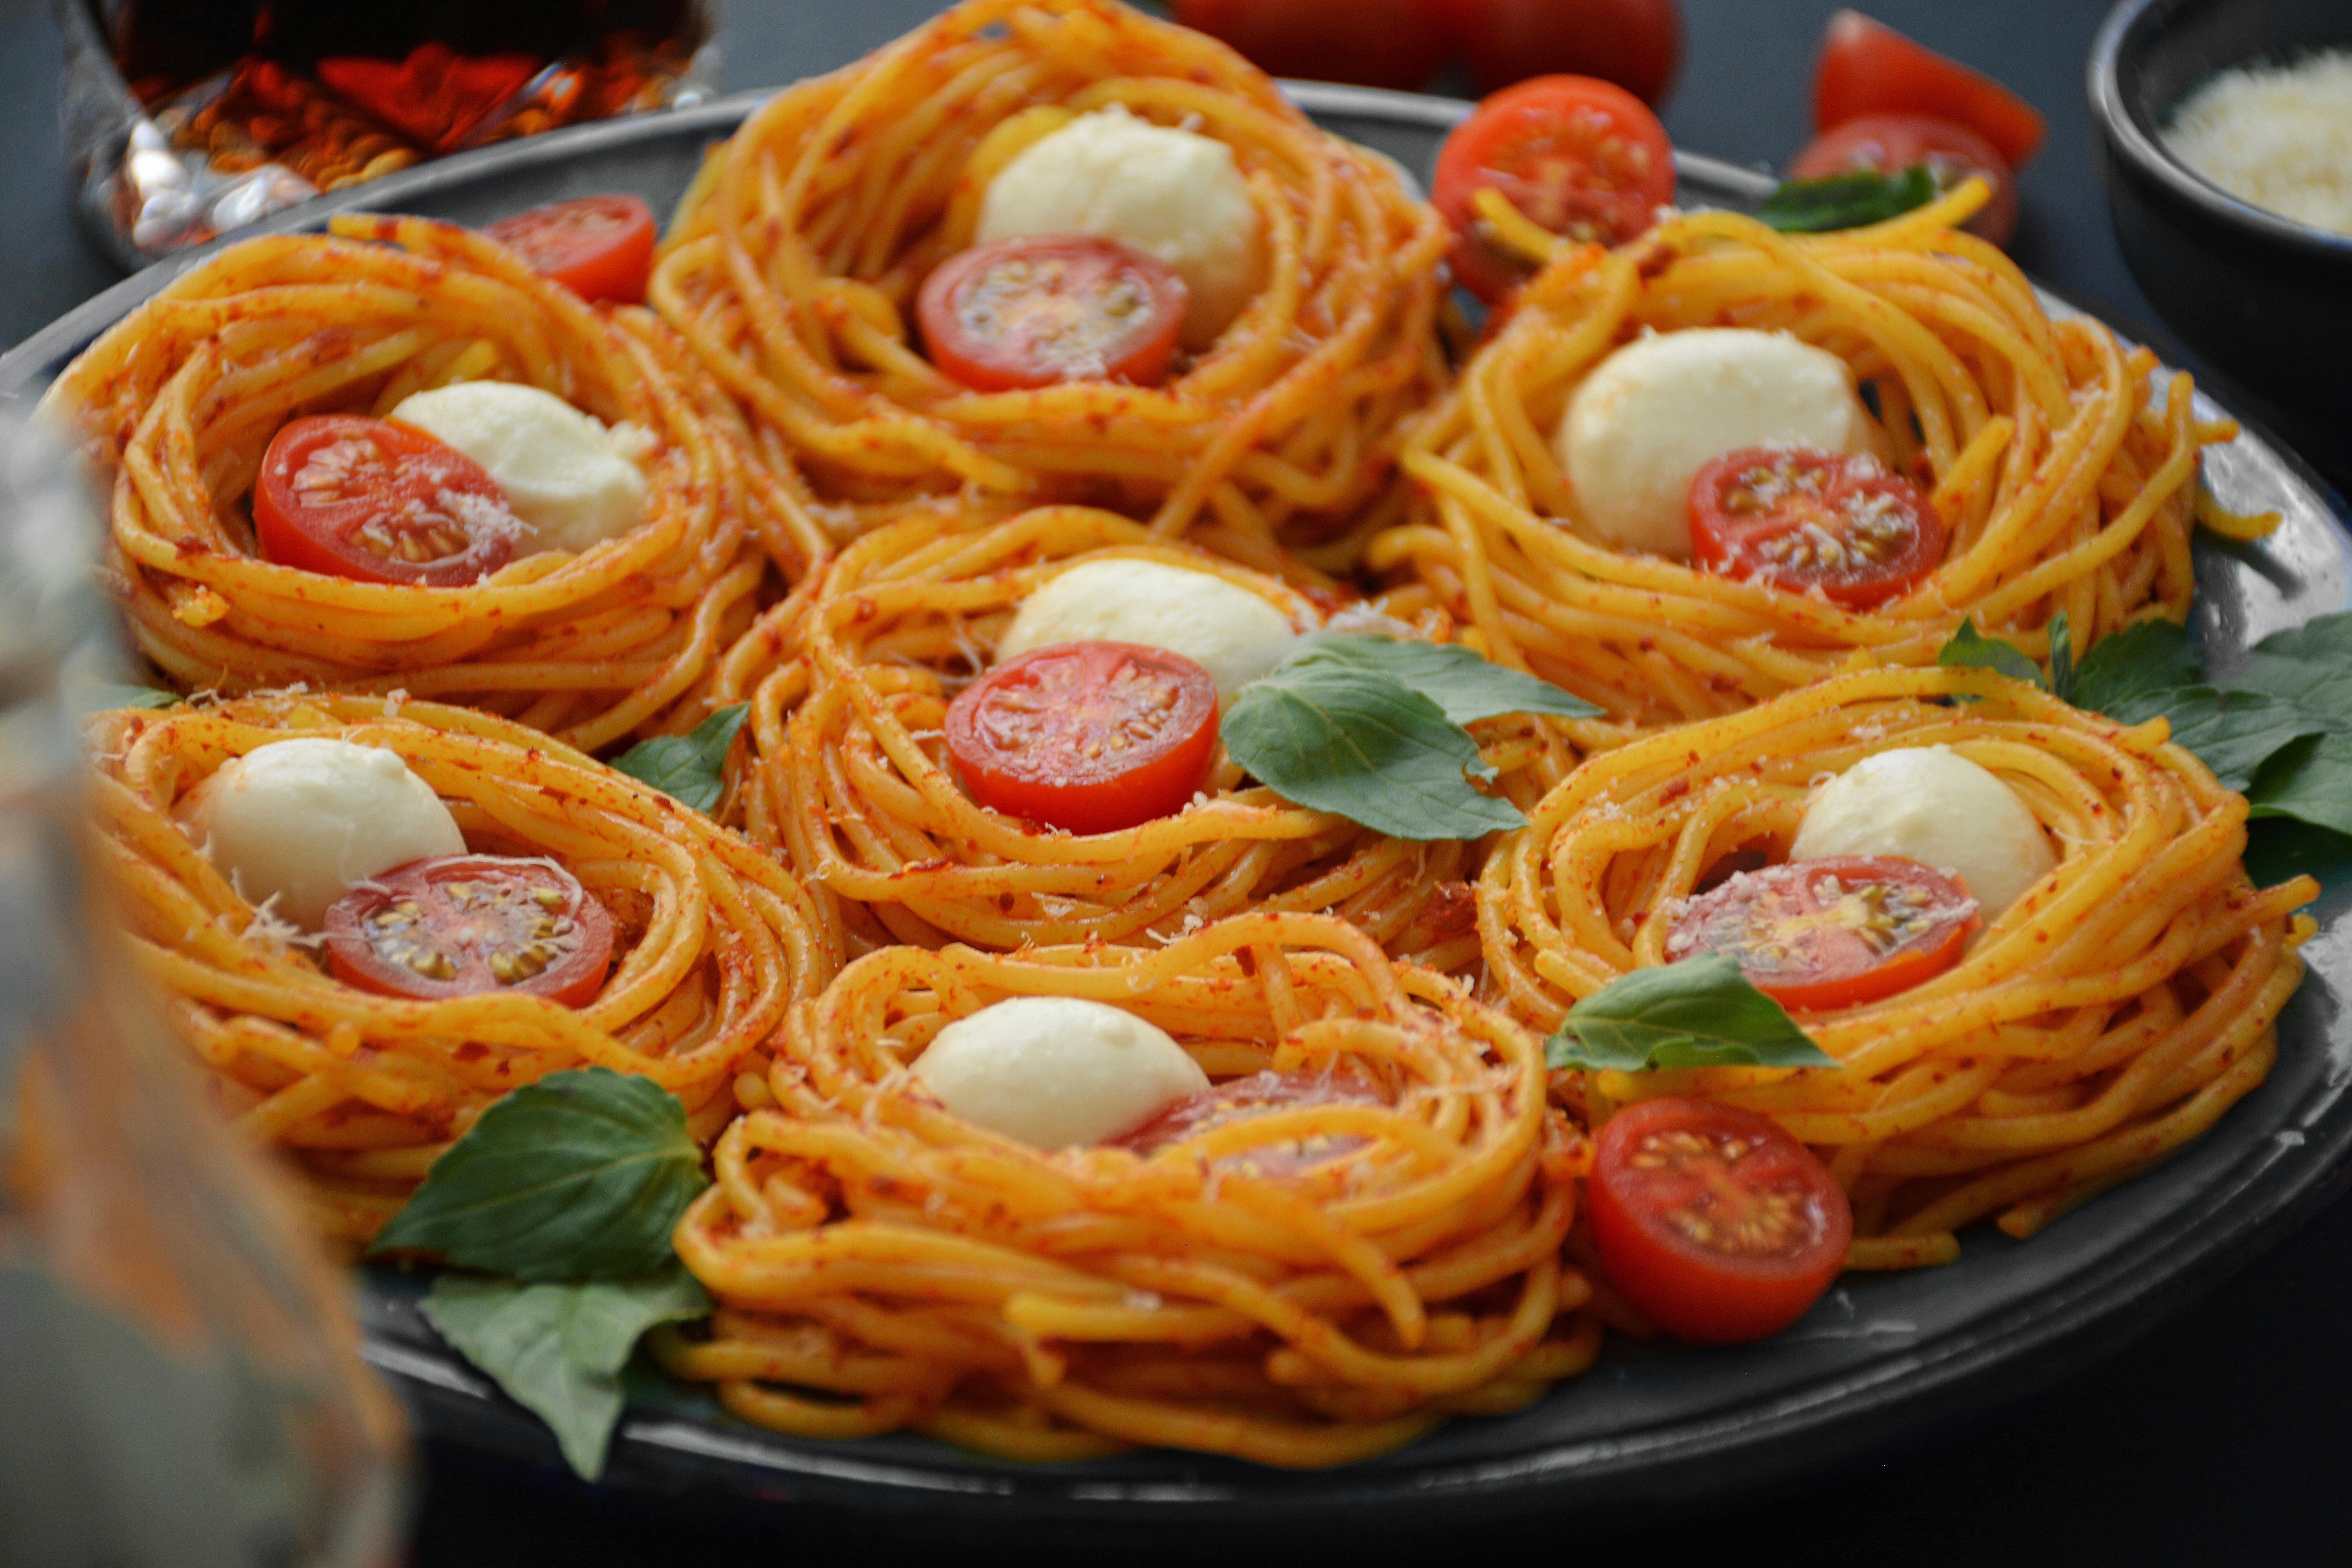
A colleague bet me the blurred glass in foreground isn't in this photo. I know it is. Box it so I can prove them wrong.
[0,405,408,1568]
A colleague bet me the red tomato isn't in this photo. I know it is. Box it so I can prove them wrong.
[1170,0,1455,91]
[1787,113,2018,246]
[252,415,519,588]
[945,640,1220,835]
[1665,855,1980,1013]
[1814,11,2045,169]
[1431,74,1677,305]
[1111,1069,1388,1176]
[482,194,658,306]
[1688,445,1946,609]
[1588,1097,1853,1343]
[917,237,1189,393]
[324,855,616,1008]
[1444,0,1682,105]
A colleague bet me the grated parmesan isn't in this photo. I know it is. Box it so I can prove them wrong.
[2164,50,2352,238]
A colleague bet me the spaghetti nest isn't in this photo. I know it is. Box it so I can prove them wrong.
[1481,663,2315,1269]
[711,504,1550,969]
[86,692,839,1243]
[51,215,829,753]
[659,911,1597,1466]
[1372,190,2216,730]
[652,0,1448,575]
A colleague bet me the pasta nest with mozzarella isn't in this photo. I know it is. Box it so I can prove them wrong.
[50,216,828,753]
[85,693,837,1243]
[660,909,1598,1466]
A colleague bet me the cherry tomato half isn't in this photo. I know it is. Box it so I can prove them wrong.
[1788,113,2018,247]
[1588,1096,1853,1343]
[1688,445,1946,609]
[1814,10,2045,170]
[945,640,1220,836]
[253,415,519,587]
[1111,1069,1388,1177]
[1664,855,1979,1013]
[1431,74,1677,305]
[1443,0,1682,105]
[324,854,616,1007]
[482,194,658,305]
[918,236,1189,393]
[1171,0,1455,91]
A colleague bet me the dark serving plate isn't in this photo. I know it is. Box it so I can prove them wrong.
[4,83,2349,1534]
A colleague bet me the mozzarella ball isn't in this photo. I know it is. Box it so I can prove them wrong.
[913,996,1210,1149]
[185,738,466,929]
[1791,745,2057,921]
[390,382,648,554]
[1556,328,1878,558]
[995,558,1301,703]
[978,107,1264,351]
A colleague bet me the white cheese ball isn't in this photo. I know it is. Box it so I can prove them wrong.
[390,382,648,554]
[996,558,1301,703]
[913,996,1210,1149]
[1791,745,2057,922]
[1557,328,1878,558]
[978,107,1264,352]
[185,738,466,929]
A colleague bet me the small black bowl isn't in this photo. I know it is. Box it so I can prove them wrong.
[2089,0,2352,433]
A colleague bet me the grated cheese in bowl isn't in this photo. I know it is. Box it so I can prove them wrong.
[2163,50,2352,239]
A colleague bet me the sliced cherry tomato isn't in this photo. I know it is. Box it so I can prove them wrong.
[1787,113,2018,247]
[918,236,1188,392]
[1588,1096,1853,1343]
[945,640,1220,835]
[324,855,616,1008]
[1688,446,1946,609]
[482,194,658,306]
[1814,11,2045,169]
[1443,0,1682,105]
[1111,1069,1388,1177]
[1665,855,1979,1013]
[253,415,519,587]
[1431,74,1677,305]
[1171,0,1456,91]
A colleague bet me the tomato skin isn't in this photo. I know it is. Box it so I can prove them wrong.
[1665,855,1979,1013]
[1432,74,1677,305]
[1443,0,1682,105]
[1170,0,1456,91]
[1787,113,2017,247]
[1688,445,1946,609]
[918,236,1189,393]
[324,855,616,1008]
[946,640,1220,836]
[252,416,519,587]
[1111,1069,1387,1176]
[1814,10,2045,169]
[1588,1097,1853,1343]
[482,194,658,305]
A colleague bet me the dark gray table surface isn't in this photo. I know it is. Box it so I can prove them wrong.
[5,0,2346,1559]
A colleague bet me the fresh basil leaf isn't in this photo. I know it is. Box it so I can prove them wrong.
[2045,611,2075,705]
[1936,618,2044,689]
[1542,953,1838,1073]
[82,682,180,712]
[422,1264,710,1481]
[1222,659,1524,841]
[2248,732,2352,839]
[1759,163,1938,233]
[371,1068,707,1283]
[2104,684,2326,792]
[2246,609,2352,670]
[2067,619,2201,717]
[2244,816,2352,893]
[1279,635,1603,726]
[609,703,748,814]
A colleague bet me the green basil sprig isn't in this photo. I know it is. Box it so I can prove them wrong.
[1758,164,1938,234]
[1544,953,1837,1073]
[1220,633,1599,841]
[609,702,749,814]
[81,682,181,713]
[372,1068,714,1479]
